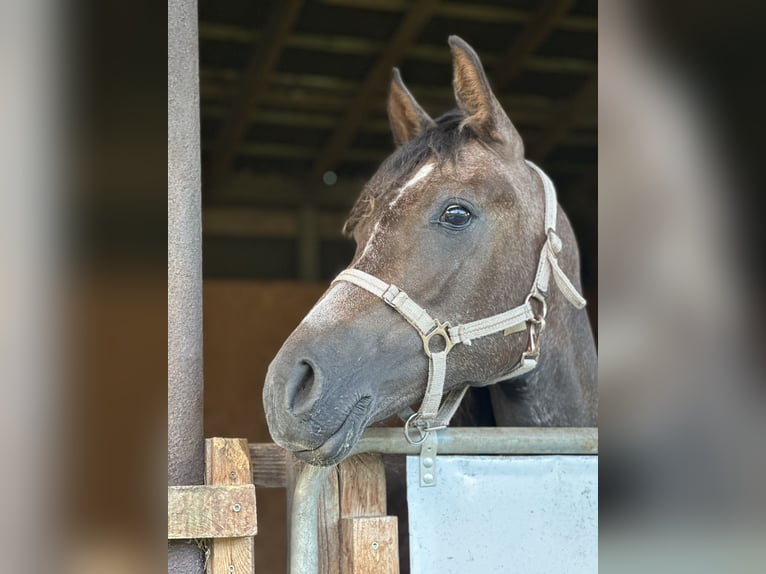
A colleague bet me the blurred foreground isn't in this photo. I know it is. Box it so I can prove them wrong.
[599,1,766,571]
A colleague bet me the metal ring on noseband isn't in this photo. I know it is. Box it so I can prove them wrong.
[419,320,454,358]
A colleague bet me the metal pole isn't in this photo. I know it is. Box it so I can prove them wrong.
[289,464,333,574]
[168,0,204,571]
[289,427,598,574]
[352,426,598,456]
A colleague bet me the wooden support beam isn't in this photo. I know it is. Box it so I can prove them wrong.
[493,0,575,90]
[304,0,440,184]
[249,443,288,488]
[207,0,304,189]
[231,142,385,163]
[339,454,387,518]
[204,107,597,148]
[204,172,367,210]
[338,454,397,573]
[205,437,258,574]
[202,70,591,127]
[528,74,597,161]
[318,0,596,31]
[203,207,348,240]
[198,23,595,75]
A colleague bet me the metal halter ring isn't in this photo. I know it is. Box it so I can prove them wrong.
[404,412,446,444]
[525,292,548,323]
[419,320,454,358]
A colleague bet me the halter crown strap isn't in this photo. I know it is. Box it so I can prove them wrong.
[332,161,586,437]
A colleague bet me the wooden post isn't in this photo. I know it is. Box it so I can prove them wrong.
[338,454,399,574]
[341,516,399,574]
[285,453,399,573]
[206,438,257,574]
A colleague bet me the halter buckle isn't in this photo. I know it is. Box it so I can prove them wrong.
[420,320,454,358]
[522,321,542,361]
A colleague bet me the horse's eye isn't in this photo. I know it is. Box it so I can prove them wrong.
[440,204,472,228]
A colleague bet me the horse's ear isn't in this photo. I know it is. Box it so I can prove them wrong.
[448,36,523,157]
[387,68,435,145]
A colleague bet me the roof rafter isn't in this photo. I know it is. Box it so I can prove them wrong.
[528,74,597,161]
[317,0,596,31]
[304,0,441,184]
[206,0,304,189]
[198,23,594,75]
[493,0,575,91]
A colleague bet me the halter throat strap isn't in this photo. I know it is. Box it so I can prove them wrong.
[331,161,586,441]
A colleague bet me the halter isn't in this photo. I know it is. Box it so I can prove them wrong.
[332,161,586,445]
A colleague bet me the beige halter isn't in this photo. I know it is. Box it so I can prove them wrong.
[332,161,586,444]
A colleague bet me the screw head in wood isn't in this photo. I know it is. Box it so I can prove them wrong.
[232,503,241,512]
[229,471,237,480]
[371,541,379,551]
[228,565,235,572]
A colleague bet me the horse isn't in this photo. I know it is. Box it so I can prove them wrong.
[263,36,597,469]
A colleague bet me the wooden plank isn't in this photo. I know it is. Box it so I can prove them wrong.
[205,437,256,574]
[234,142,386,163]
[493,0,575,90]
[167,485,257,539]
[205,173,367,210]
[305,0,440,184]
[207,0,304,189]
[339,454,387,519]
[341,517,399,574]
[203,207,347,240]
[249,443,288,488]
[206,437,253,485]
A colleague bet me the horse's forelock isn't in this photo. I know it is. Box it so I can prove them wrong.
[343,110,477,237]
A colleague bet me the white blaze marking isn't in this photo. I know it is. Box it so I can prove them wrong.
[388,163,435,208]
[358,163,435,262]
[358,221,382,261]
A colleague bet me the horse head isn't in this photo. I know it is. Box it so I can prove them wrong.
[263,36,595,465]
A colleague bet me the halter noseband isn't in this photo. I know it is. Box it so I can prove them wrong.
[332,161,586,444]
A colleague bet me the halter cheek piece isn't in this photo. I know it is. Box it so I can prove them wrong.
[332,161,586,445]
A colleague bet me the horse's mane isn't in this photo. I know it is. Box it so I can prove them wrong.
[343,109,477,236]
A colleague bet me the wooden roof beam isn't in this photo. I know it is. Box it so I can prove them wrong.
[317,0,596,31]
[527,74,597,162]
[493,0,575,91]
[206,0,304,190]
[304,0,440,184]
[198,24,595,75]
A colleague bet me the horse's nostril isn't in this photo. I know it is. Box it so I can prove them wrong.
[288,360,322,416]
